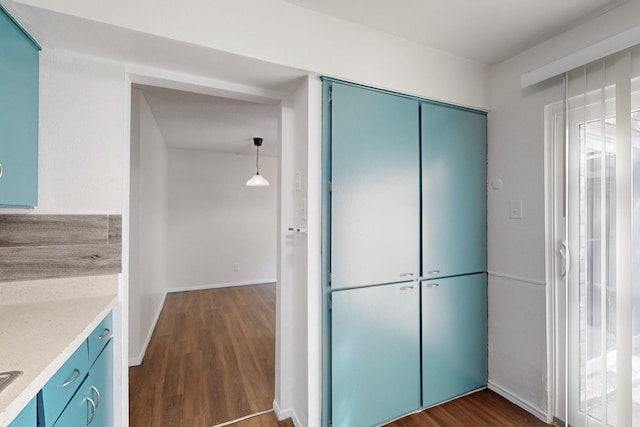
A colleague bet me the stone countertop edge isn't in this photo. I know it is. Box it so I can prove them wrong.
[0,275,119,426]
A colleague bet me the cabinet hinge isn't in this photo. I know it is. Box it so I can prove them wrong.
[328,88,333,104]
[328,181,332,193]
[328,271,331,283]
[328,297,332,311]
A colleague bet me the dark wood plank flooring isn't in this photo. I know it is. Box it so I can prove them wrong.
[129,284,279,427]
[129,284,551,427]
[386,389,551,427]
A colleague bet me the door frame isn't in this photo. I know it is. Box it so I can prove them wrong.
[121,65,320,426]
[544,99,565,424]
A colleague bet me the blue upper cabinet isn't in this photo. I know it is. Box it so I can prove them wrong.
[0,6,40,208]
[421,102,487,278]
[330,82,420,290]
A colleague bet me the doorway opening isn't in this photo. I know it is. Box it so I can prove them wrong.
[127,79,282,426]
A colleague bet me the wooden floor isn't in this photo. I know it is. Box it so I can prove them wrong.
[129,284,279,427]
[385,389,551,427]
[129,284,551,427]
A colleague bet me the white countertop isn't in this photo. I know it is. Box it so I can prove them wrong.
[0,275,119,426]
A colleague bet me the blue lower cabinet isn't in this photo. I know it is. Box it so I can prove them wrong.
[38,343,90,426]
[90,339,113,427]
[421,273,488,408]
[36,312,114,427]
[332,282,420,427]
[9,398,36,427]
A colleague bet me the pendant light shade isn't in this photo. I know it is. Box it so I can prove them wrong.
[246,137,270,187]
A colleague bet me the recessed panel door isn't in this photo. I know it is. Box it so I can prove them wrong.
[331,83,420,289]
[422,273,487,408]
[332,282,420,426]
[421,103,486,278]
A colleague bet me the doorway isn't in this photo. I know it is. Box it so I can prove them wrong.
[126,77,286,426]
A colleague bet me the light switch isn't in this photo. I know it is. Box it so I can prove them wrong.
[509,200,523,219]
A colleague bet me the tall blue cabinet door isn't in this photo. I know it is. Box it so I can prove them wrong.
[332,282,420,426]
[421,103,486,278]
[0,7,39,208]
[331,83,420,289]
[421,273,488,408]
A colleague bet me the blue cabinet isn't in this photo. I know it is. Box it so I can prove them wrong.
[37,312,113,427]
[0,5,39,208]
[421,102,487,278]
[323,80,488,427]
[421,273,488,407]
[8,398,36,427]
[330,82,420,290]
[331,282,420,427]
[52,340,113,427]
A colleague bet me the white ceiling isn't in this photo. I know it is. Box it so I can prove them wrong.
[286,0,627,64]
[136,85,281,158]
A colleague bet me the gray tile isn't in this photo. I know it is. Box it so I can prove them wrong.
[0,215,108,247]
[0,244,122,282]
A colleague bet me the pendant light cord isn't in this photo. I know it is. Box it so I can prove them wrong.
[255,144,260,174]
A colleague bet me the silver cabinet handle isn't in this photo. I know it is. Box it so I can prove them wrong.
[91,385,101,408]
[399,286,414,290]
[0,162,3,179]
[86,397,97,425]
[62,368,81,388]
[98,329,111,340]
[424,283,440,288]
[399,273,414,277]
[425,270,440,275]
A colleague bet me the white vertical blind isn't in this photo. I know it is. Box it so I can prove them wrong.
[565,45,640,427]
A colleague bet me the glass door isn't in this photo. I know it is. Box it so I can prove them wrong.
[565,48,640,427]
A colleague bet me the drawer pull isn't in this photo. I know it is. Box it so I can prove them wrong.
[399,286,414,291]
[0,163,3,179]
[91,385,101,408]
[399,272,414,277]
[62,368,81,388]
[425,270,440,275]
[424,283,440,288]
[86,397,97,425]
[98,329,111,340]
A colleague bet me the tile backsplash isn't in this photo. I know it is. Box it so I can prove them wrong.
[0,215,122,282]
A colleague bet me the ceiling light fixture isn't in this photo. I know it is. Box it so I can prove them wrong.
[246,137,270,187]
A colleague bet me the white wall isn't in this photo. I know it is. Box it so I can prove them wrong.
[13,0,489,110]
[166,148,278,290]
[128,88,169,365]
[488,1,640,421]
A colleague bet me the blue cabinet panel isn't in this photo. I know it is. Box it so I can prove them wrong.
[0,6,39,208]
[9,398,36,427]
[331,83,420,289]
[88,312,113,365]
[421,273,488,408]
[421,103,486,278]
[332,282,420,426]
[91,339,113,427]
[39,342,89,426]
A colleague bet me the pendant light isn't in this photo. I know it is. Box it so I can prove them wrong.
[246,137,270,186]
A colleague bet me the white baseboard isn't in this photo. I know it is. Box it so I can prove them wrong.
[488,381,548,423]
[128,292,167,366]
[166,279,277,294]
[273,400,302,427]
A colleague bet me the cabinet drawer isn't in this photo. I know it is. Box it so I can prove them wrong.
[39,342,89,426]
[51,379,91,427]
[88,313,113,365]
[9,398,36,427]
